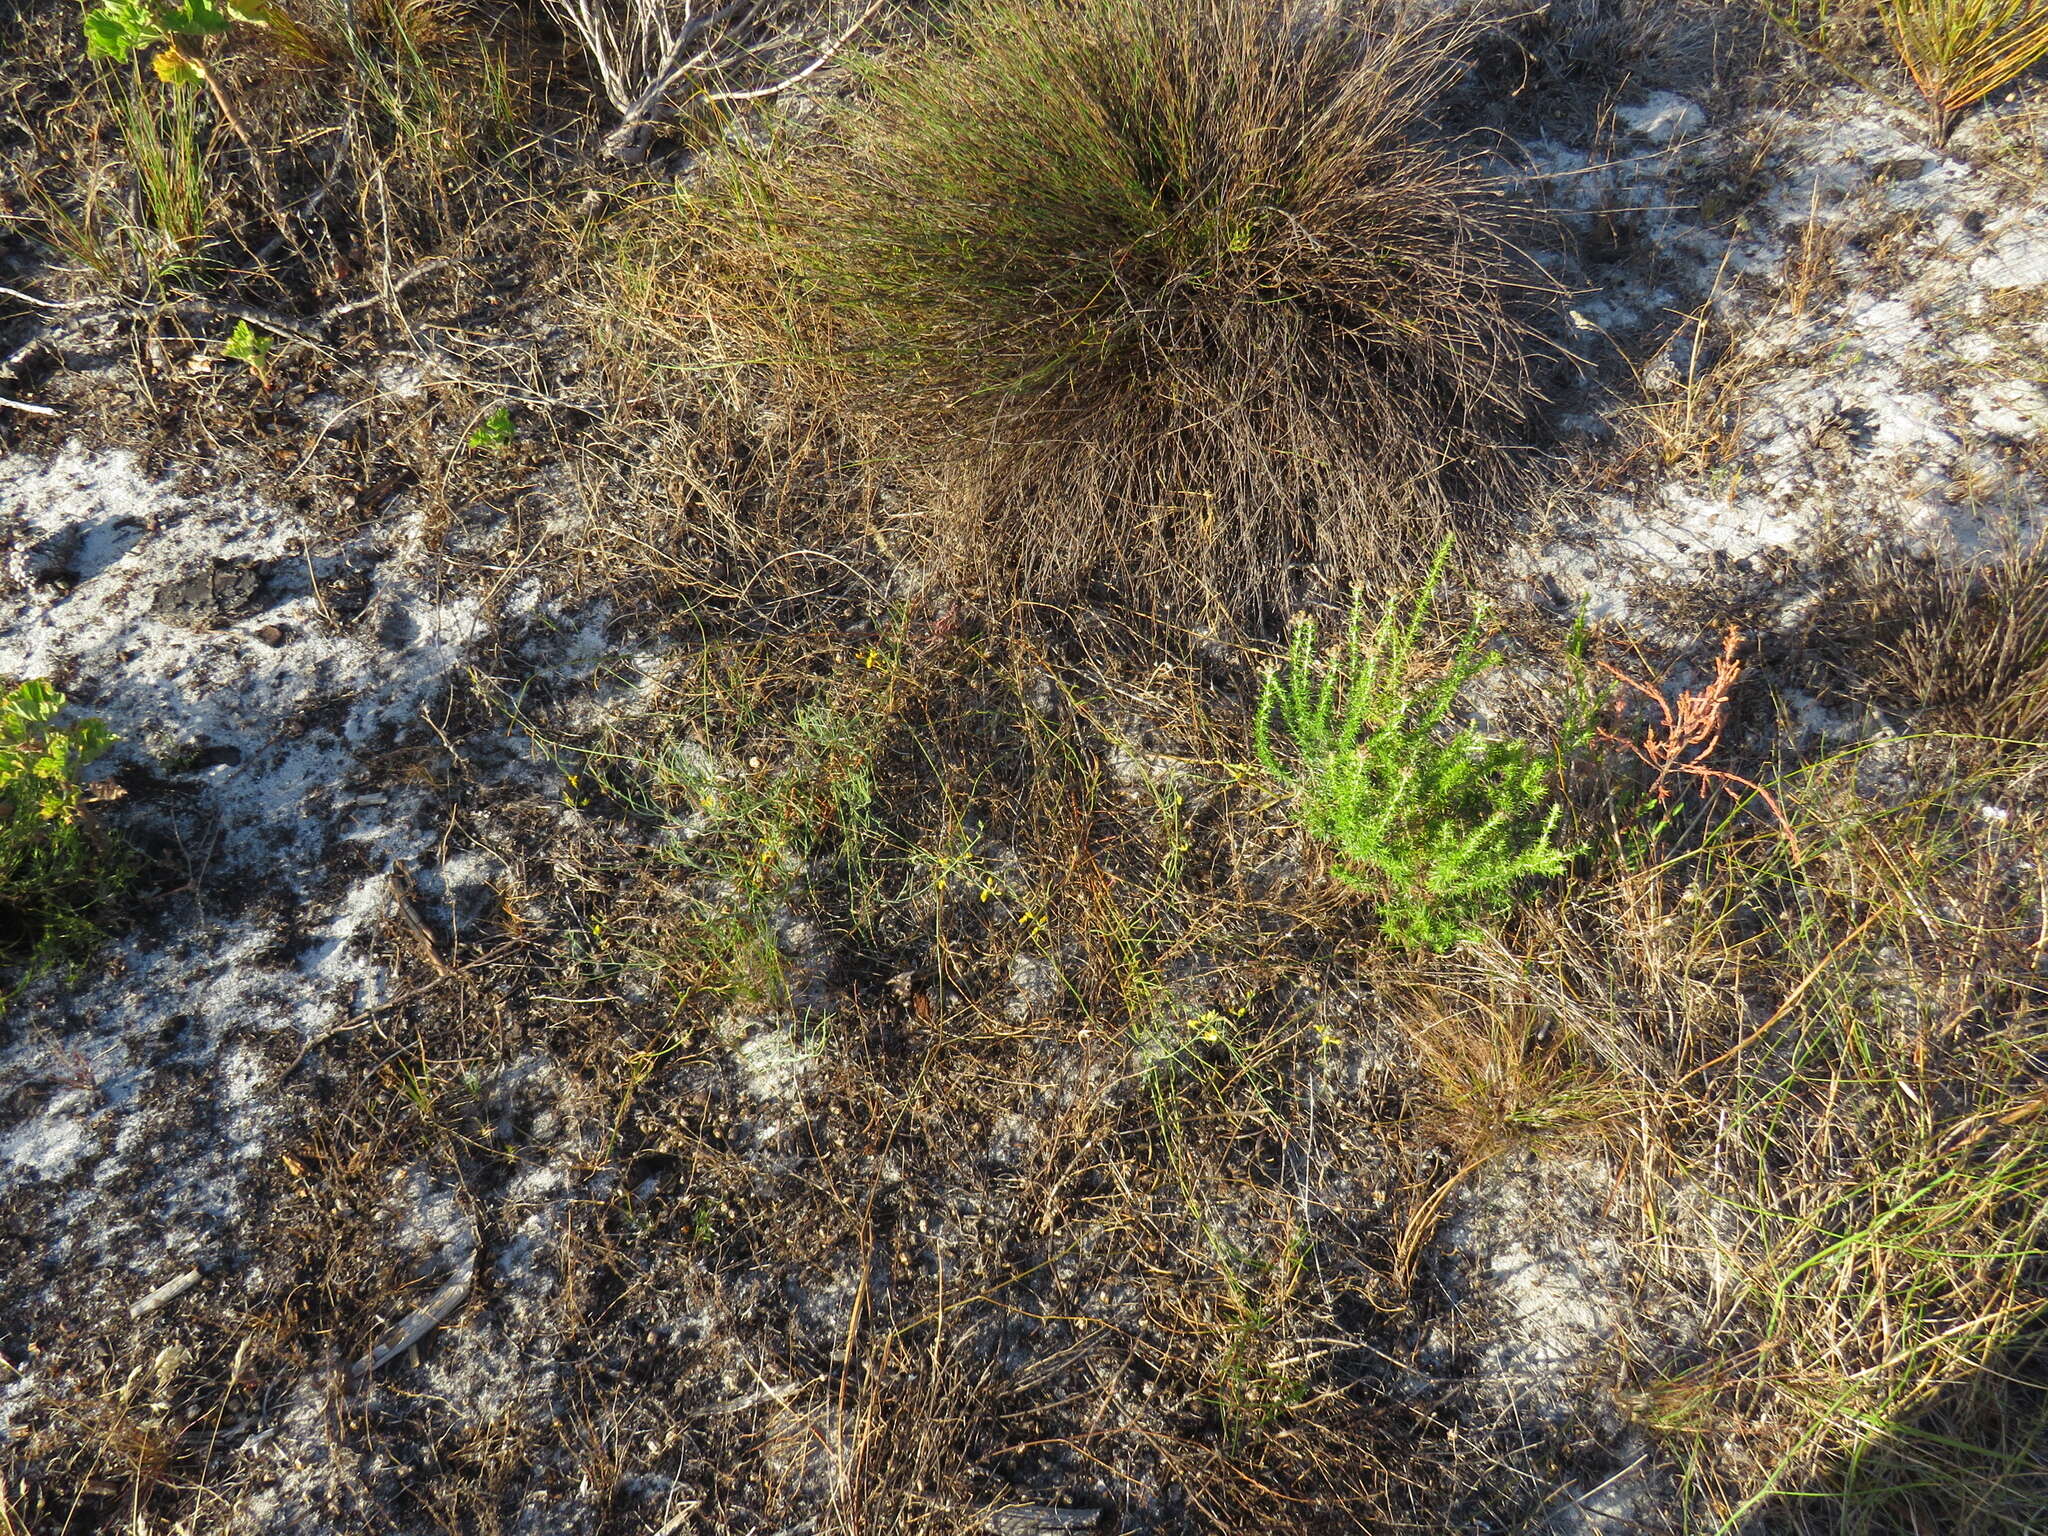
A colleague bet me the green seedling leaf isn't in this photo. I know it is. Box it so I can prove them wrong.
[0,679,65,737]
[223,318,276,374]
[158,0,237,38]
[467,407,517,451]
[83,0,163,60]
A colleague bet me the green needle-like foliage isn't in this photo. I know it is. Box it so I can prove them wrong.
[1256,540,1577,948]
[1881,0,2048,144]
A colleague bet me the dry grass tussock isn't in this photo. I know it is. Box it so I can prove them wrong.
[678,0,1549,627]
[1853,539,2048,741]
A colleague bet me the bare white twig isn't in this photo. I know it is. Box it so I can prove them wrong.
[130,1268,202,1319]
[546,0,754,122]
[0,393,61,417]
[0,285,98,312]
[320,258,456,323]
[542,0,882,161]
[700,0,886,103]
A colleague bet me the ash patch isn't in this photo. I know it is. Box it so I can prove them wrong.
[1522,89,2048,633]
[0,443,479,903]
[0,442,538,1525]
[1413,1154,1689,1531]
[1441,1154,1636,1421]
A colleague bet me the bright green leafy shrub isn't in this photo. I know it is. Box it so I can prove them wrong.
[1,680,127,971]
[1255,541,1577,948]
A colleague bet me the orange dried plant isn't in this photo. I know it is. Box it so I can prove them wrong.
[1596,627,1802,859]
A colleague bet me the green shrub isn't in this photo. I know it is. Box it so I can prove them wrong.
[1255,541,1577,948]
[1,680,127,972]
[691,0,1543,623]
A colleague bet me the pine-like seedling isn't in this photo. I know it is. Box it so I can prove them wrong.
[1880,0,2048,145]
[1255,541,1576,948]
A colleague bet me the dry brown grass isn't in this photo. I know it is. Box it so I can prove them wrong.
[427,361,2048,1524]
[676,0,1550,628]
[1312,619,2048,1528]
[1621,747,2048,1529]
[485,526,2048,1530]
[13,445,2048,1532]
[1854,540,2048,740]
[449,618,1457,1529]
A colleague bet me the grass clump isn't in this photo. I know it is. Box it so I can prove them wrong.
[1255,540,1578,949]
[1611,743,2048,1530]
[531,648,897,1010]
[691,0,1545,624]
[23,71,217,291]
[1857,541,2048,740]
[113,76,213,280]
[0,680,126,973]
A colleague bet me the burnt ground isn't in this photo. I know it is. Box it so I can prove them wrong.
[6,2,2048,1533]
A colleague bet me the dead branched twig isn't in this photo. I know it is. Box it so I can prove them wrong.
[543,0,886,161]
[1596,627,1802,859]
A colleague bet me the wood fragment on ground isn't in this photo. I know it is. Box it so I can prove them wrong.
[985,1506,1102,1535]
[129,1268,201,1319]
[349,1251,477,1378]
